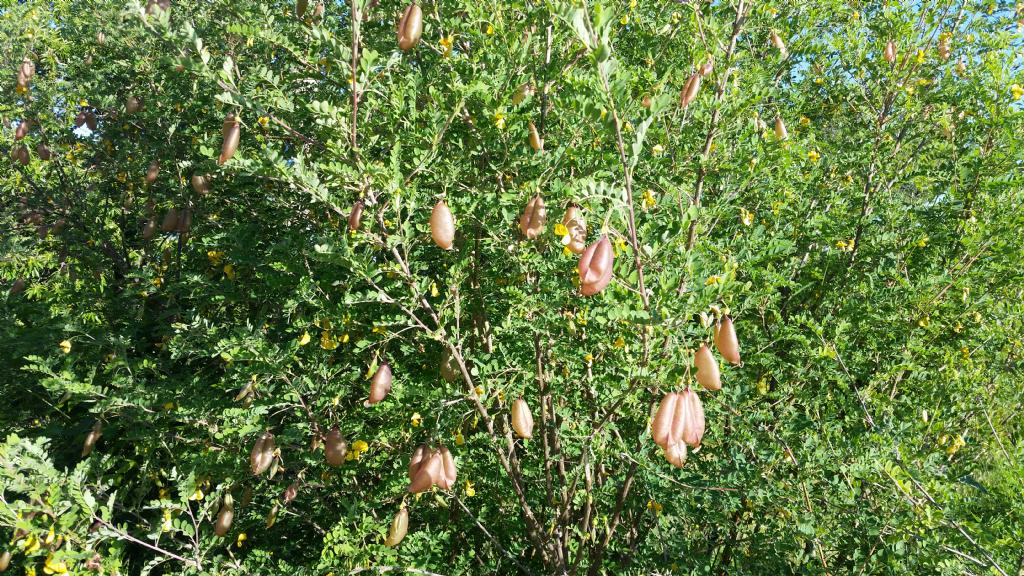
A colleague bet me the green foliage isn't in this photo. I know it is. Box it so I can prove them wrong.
[2,0,1023,574]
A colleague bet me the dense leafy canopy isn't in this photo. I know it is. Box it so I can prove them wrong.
[3,0,1024,574]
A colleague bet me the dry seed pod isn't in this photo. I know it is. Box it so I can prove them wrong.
[85,111,97,131]
[74,111,87,128]
[578,235,614,296]
[774,117,788,140]
[176,207,193,234]
[436,445,457,490]
[884,40,896,64]
[408,444,430,481]
[518,194,547,240]
[145,160,160,185]
[96,31,106,45]
[219,114,240,165]
[663,441,687,468]
[511,398,534,439]
[678,388,705,448]
[714,315,741,365]
[282,482,299,504]
[161,208,179,232]
[679,73,701,108]
[651,392,680,449]
[408,448,441,493]
[770,30,788,57]
[265,503,279,528]
[440,348,459,382]
[296,0,308,17]
[145,0,171,15]
[82,420,103,457]
[191,174,210,195]
[397,3,423,51]
[16,57,35,88]
[562,205,587,255]
[126,96,143,114]
[694,344,721,391]
[365,362,393,406]
[11,145,29,166]
[528,121,543,152]
[36,143,51,161]
[385,507,409,547]
[699,59,714,76]
[9,278,26,295]
[15,119,31,140]
[348,200,364,232]
[511,83,533,105]
[324,427,348,466]
[142,219,157,240]
[641,94,652,109]
[250,432,275,476]
[938,36,950,61]
[430,200,455,249]
[214,495,234,536]
[0,550,10,571]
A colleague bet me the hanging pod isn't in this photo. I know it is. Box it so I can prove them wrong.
[436,445,457,490]
[14,119,31,140]
[663,441,687,468]
[36,143,51,161]
[511,83,533,106]
[397,3,423,51]
[142,219,157,240]
[440,348,460,382]
[82,420,103,457]
[519,194,547,240]
[0,549,10,571]
[511,398,534,439]
[145,160,160,185]
[774,117,788,140]
[16,57,35,88]
[214,495,234,536]
[430,200,455,249]
[408,444,430,481]
[679,73,701,108]
[10,145,29,166]
[528,121,543,152]
[126,96,143,114]
[678,388,705,448]
[883,40,897,64]
[770,30,788,57]
[408,447,441,493]
[365,362,393,406]
[296,0,308,17]
[385,507,409,547]
[161,208,179,232]
[694,344,721,391]
[713,315,741,365]
[324,426,348,466]
[191,174,210,195]
[651,392,680,449]
[562,205,587,255]
[348,200,364,232]
[219,113,240,165]
[938,36,950,61]
[578,235,614,296]
[250,432,275,476]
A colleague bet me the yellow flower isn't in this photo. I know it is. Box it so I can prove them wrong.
[614,237,628,255]
[236,532,248,547]
[916,50,926,64]
[620,14,629,25]
[223,263,236,280]
[320,330,338,350]
[740,208,754,226]
[807,150,820,162]
[372,325,387,335]
[455,431,465,446]
[163,402,175,411]
[705,275,722,286]
[190,487,204,501]
[207,250,224,266]
[1011,84,1024,100]
[161,509,173,531]
[257,116,269,128]
[464,480,476,497]
[652,144,665,155]
[799,116,810,127]
[946,434,965,456]
[583,353,593,364]
[612,336,625,348]
[646,499,663,514]
[440,36,454,57]
[553,223,568,236]
[493,111,506,130]
[623,121,633,133]
[59,339,72,354]
[431,281,440,297]
[411,413,422,427]
[486,23,494,35]
[915,236,929,248]
[348,439,369,461]
[671,11,681,24]
[641,189,657,209]
[298,331,311,346]
[43,553,68,575]
[474,385,485,397]
[340,332,350,344]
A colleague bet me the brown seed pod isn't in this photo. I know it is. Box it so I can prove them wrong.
[518,194,547,240]
[713,315,741,365]
[511,398,534,439]
[9,278,26,295]
[938,36,951,61]
[436,445,457,490]
[190,174,210,195]
[883,40,897,64]
[651,392,680,449]
[296,0,308,17]
[384,507,409,547]
[408,444,430,481]
[74,111,87,128]
[161,208,179,232]
[82,420,103,457]
[36,143,51,161]
[219,113,240,165]
[679,72,701,108]
[176,207,192,234]
[145,160,160,185]
[641,94,652,109]
[440,348,460,382]
[0,549,10,571]
[694,344,721,391]
[408,448,441,493]
[770,30,788,57]
[11,145,29,166]
[145,0,171,15]
[430,200,455,249]
[96,31,106,45]
[511,83,533,106]
[16,57,35,88]
[528,121,543,152]
[126,96,143,114]
[142,219,157,240]
[699,59,714,76]
[85,111,97,131]
[250,432,275,476]
[312,2,324,19]
[561,205,587,254]
[774,117,788,140]
[663,441,687,468]
[397,3,423,51]
[578,235,614,296]
[324,427,348,466]
[678,388,705,448]
[365,362,393,406]
[282,482,299,504]
[14,119,31,140]
[213,496,234,536]
[348,200,364,232]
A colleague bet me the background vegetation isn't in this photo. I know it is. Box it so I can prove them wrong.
[3,0,1024,574]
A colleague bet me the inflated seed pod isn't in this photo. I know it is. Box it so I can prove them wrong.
[161,208,179,232]
[562,205,587,255]
[436,445,457,490]
[16,57,35,88]
[774,117,788,140]
[325,426,348,466]
[938,36,950,61]
[219,113,240,165]
[408,444,430,481]
[430,200,455,249]
[177,207,192,234]
[578,235,614,296]
[84,111,97,131]
[663,441,687,468]
[384,507,409,547]
[0,549,10,572]
[770,30,788,57]
[518,194,547,240]
[250,432,275,476]
[528,121,543,152]
[699,59,714,76]
[650,392,680,449]
[678,388,705,448]
[714,315,741,365]
[74,111,87,128]
[190,174,210,195]
[348,200,364,231]
[214,495,234,536]
[408,448,440,493]
[365,362,393,406]
[15,119,31,140]
[679,73,701,108]
[884,40,897,64]
[511,398,534,439]
[145,160,160,185]
[694,344,721,391]
[511,83,533,105]
[641,94,652,109]
[11,145,29,166]
[282,482,299,504]
[296,0,308,17]
[142,219,157,240]
[397,3,423,51]
[145,0,171,15]
[35,143,51,161]
[126,96,143,114]
[9,278,26,296]
[440,348,459,382]
[82,420,103,457]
